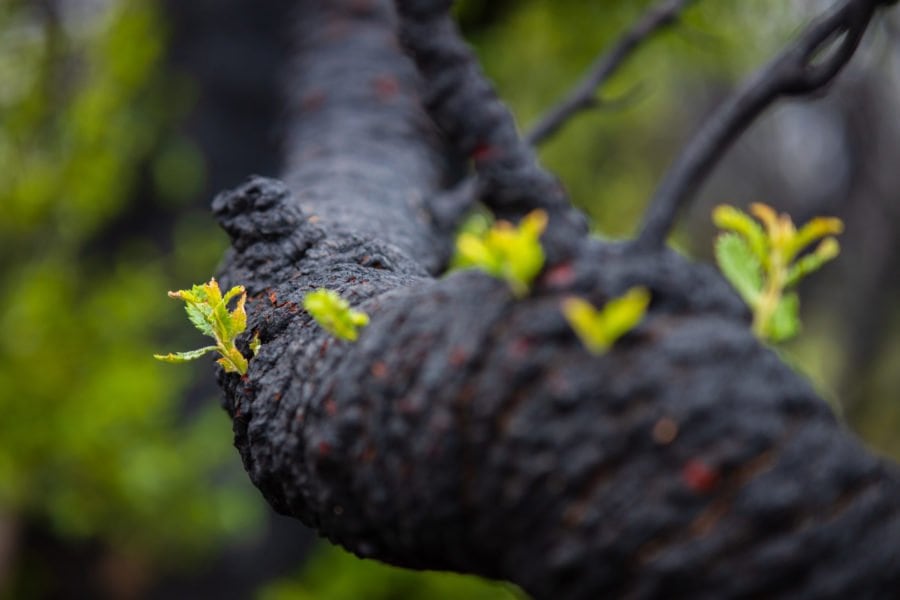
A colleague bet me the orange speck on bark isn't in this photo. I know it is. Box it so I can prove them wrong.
[652,417,679,445]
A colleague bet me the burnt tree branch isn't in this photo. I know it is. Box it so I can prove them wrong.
[395,0,587,254]
[211,1,900,597]
[637,0,896,248]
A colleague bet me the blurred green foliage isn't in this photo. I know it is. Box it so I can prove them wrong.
[463,0,803,238]
[260,543,525,600]
[0,0,260,585]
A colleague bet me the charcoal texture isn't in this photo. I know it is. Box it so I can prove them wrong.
[212,2,900,598]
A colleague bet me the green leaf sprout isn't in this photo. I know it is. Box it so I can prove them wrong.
[562,286,651,354]
[713,202,843,343]
[303,288,370,342]
[154,278,255,375]
[451,209,548,297]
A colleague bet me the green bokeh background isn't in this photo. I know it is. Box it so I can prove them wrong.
[1,1,897,597]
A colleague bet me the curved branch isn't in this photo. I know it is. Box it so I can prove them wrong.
[526,0,696,147]
[395,0,588,258]
[212,1,900,597]
[215,175,900,598]
[637,0,892,249]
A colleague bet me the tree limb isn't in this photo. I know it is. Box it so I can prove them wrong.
[212,1,900,597]
[394,0,588,259]
[526,0,696,147]
[637,0,894,249]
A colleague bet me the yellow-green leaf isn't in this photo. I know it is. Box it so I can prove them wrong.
[184,302,214,336]
[712,204,768,265]
[455,234,500,272]
[449,209,547,296]
[785,237,840,288]
[766,292,800,342]
[714,233,763,306]
[155,277,256,375]
[562,287,650,354]
[303,288,369,342]
[713,203,841,344]
[785,217,843,263]
[217,346,248,374]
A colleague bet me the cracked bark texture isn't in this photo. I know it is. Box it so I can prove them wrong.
[212,1,900,598]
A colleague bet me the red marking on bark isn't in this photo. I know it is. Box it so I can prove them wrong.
[268,290,278,305]
[682,459,720,494]
[325,397,337,417]
[471,142,499,162]
[273,392,282,403]
[371,361,388,378]
[318,441,331,456]
[544,262,575,288]
[449,347,467,367]
[320,339,330,357]
[509,337,531,359]
[373,75,399,101]
[361,445,376,463]
[301,90,326,112]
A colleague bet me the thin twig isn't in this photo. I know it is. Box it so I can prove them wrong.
[636,0,894,249]
[525,0,696,146]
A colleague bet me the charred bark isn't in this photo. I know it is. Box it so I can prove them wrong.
[211,1,900,597]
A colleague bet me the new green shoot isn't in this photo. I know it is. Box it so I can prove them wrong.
[303,288,369,342]
[713,203,843,342]
[563,287,651,354]
[154,278,257,375]
[451,209,547,297]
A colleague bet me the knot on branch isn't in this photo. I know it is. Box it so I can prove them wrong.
[212,176,304,251]
[213,176,323,292]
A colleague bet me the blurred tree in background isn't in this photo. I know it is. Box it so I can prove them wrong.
[0,0,265,596]
[1,0,898,598]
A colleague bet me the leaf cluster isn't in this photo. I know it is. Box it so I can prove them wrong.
[562,287,651,354]
[451,209,548,297]
[303,288,370,342]
[154,278,258,374]
[713,203,843,342]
